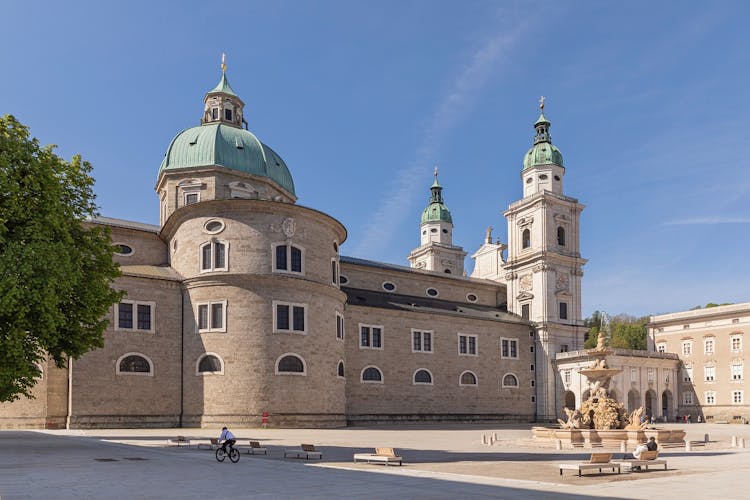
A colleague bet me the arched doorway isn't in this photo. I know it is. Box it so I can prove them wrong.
[564,391,576,410]
[645,390,656,418]
[662,390,672,420]
[628,389,641,412]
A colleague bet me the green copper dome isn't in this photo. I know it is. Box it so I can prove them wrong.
[159,123,295,195]
[420,176,453,224]
[523,111,564,170]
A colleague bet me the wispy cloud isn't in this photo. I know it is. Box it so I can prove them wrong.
[351,19,528,258]
[664,216,750,225]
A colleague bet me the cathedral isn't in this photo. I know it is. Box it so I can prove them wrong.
[3,65,698,429]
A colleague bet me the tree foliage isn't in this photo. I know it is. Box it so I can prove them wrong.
[0,115,122,402]
[583,311,648,350]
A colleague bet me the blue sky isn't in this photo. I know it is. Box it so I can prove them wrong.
[2,1,749,318]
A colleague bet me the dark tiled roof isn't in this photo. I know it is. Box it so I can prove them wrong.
[91,216,160,234]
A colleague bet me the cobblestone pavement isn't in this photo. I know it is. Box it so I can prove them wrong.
[2,423,750,499]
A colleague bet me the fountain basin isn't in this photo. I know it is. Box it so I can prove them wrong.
[532,427,686,447]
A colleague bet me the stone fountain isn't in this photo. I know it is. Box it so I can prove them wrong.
[532,331,685,447]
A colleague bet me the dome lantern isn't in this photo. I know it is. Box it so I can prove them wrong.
[201,54,247,129]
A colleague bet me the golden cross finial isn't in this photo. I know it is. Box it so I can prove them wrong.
[434,165,439,178]
[221,53,227,74]
[539,95,546,110]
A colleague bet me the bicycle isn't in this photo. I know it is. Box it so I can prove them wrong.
[216,444,240,463]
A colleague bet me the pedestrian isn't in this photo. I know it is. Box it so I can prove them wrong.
[687,414,692,424]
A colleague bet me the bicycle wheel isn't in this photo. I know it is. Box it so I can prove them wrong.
[216,448,227,462]
[229,448,240,463]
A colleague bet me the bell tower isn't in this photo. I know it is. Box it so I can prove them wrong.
[502,98,587,421]
[408,168,466,275]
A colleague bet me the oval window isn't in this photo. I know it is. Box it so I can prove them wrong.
[554,175,561,181]
[539,174,548,180]
[466,294,478,303]
[442,229,448,234]
[526,177,532,184]
[114,244,133,256]
[204,219,225,234]
[426,288,439,297]
[382,282,396,292]
[339,275,349,285]
[430,228,438,233]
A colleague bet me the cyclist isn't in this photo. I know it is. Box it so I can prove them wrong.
[218,426,236,453]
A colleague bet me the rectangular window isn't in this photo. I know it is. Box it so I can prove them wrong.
[684,392,693,405]
[184,192,199,205]
[564,370,571,385]
[657,343,666,353]
[202,244,213,271]
[648,368,655,383]
[273,244,303,274]
[705,365,715,382]
[412,330,433,353]
[214,241,226,269]
[196,300,226,333]
[118,303,133,329]
[560,344,569,353]
[116,300,154,333]
[201,241,228,272]
[732,364,743,381]
[331,259,338,285]
[731,336,742,351]
[630,368,638,382]
[521,304,530,320]
[211,108,219,119]
[704,338,715,354]
[458,334,477,355]
[501,338,519,359]
[684,367,693,382]
[682,341,692,356]
[336,312,344,341]
[273,301,306,334]
[705,391,716,405]
[224,108,232,121]
[559,302,568,320]
[732,390,744,404]
[360,324,383,349]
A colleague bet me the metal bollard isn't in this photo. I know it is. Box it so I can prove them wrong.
[620,440,626,453]
[685,441,692,452]
[489,435,495,445]
[481,433,487,445]
[493,432,498,441]
[704,433,709,443]
[556,439,562,450]
[740,438,746,449]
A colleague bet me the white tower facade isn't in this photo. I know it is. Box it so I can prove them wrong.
[502,102,588,421]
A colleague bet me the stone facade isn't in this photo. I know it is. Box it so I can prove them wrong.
[650,302,750,422]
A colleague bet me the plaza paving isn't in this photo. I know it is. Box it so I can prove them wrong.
[2,423,750,499]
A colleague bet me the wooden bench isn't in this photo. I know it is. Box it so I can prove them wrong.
[167,436,191,447]
[238,440,268,455]
[559,453,621,477]
[353,447,403,466]
[613,450,667,472]
[197,438,220,450]
[284,443,322,459]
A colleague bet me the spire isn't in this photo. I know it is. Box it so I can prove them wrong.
[533,96,552,144]
[201,54,245,128]
[430,165,443,203]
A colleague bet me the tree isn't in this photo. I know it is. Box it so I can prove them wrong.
[0,115,122,402]
[582,312,648,350]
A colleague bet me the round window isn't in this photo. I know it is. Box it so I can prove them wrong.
[382,282,396,292]
[539,174,548,180]
[339,275,349,285]
[426,288,439,297]
[526,177,532,184]
[113,244,133,256]
[466,294,478,303]
[442,229,448,234]
[203,219,225,234]
[554,175,560,181]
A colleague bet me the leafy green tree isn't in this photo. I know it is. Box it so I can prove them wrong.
[582,312,648,350]
[0,115,122,402]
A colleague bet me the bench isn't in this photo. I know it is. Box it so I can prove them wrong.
[284,443,322,459]
[613,450,667,472]
[353,447,403,466]
[197,438,220,450]
[238,440,268,455]
[167,436,191,447]
[559,453,621,477]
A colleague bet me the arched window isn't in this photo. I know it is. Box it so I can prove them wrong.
[274,243,304,274]
[276,354,305,374]
[361,366,383,383]
[557,226,566,246]
[196,353,224,375]
[502,373,519,388]
[116,353,153,376]
[337,360,345,378]
[459,371,477,386]
[200,240,228,272]
[522,229,531,249]
[413,369,433,385]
